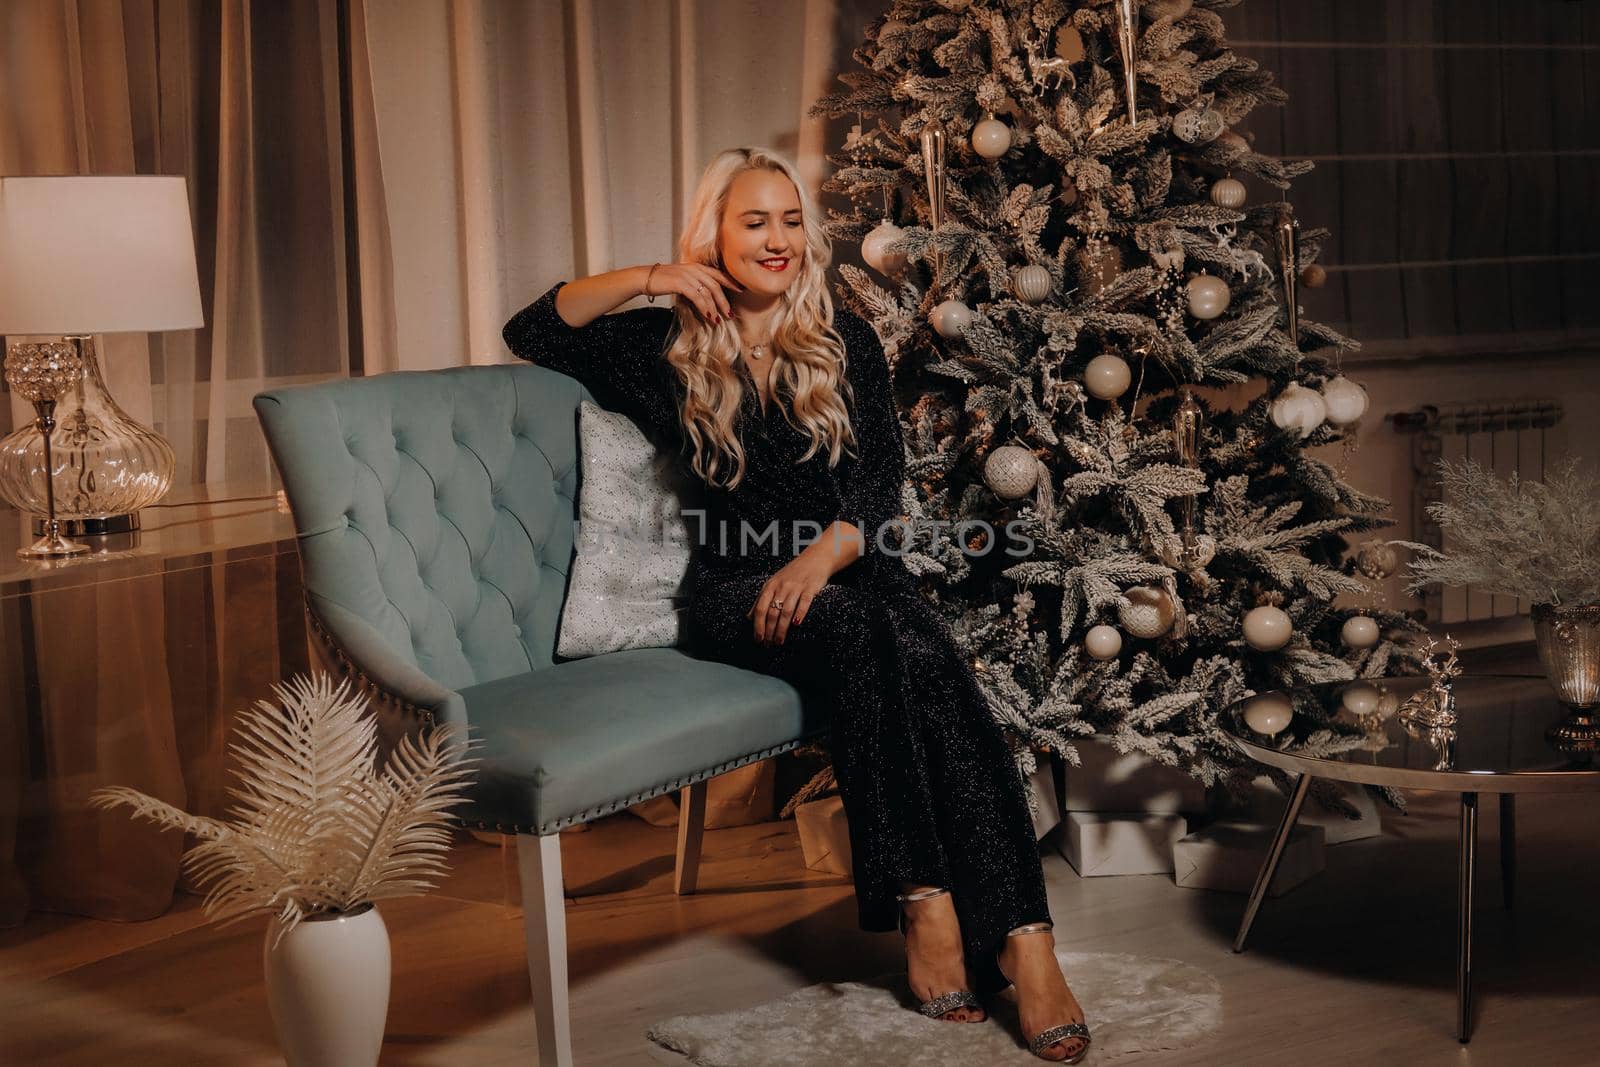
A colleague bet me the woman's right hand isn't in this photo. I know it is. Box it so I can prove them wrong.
[647,262,743,324]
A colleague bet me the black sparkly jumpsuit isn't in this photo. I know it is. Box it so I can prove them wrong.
[503,282,1051,995]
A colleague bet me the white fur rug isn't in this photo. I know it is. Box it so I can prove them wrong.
[647,950,1222,1065]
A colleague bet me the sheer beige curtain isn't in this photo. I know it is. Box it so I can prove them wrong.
[359,0,862,370]
[0,0,361,484]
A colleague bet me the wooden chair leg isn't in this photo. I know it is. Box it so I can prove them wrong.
[675,779,708,895]
[517,834,573,1067]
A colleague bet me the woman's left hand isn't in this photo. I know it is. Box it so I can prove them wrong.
[747,554,832,645]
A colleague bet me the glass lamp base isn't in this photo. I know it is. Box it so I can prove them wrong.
[17,529,89,559]
[30,512,140,537]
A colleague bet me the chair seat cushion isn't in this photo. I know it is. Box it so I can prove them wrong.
[455,646,826,834]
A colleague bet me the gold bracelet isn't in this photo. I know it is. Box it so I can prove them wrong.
[645,262,661,303]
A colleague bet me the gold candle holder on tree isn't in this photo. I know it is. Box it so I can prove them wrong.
[3,342,88,558]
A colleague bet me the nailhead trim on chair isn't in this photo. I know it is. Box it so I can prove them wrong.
[306,599,825,838]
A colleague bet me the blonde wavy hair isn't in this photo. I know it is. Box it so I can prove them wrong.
[667,147,857,490]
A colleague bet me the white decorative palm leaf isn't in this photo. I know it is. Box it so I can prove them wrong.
[91,672,476,944]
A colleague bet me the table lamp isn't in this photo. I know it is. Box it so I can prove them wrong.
[0,176,204,552]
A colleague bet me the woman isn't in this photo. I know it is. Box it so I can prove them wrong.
[503,147,1089,1062]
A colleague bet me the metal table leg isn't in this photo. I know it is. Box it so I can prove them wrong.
[1232,772,1311,953]
[1499,793,1515,912]
[1458,791,1478,1043]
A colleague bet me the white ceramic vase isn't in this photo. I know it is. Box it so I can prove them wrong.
[264,904,391,1067]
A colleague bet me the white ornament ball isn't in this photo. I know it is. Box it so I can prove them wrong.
[1341,615,1380,650]
[1083,353,1132,399]
[1340,681,1382,717]
[1320,375,1370,428]
[1242,691,1294,735]
[1242,605,1293,651]
[1186,274,1230,320]
[971,116,1012,160]
[1173,102,1224,144]
[1085,624,1123,661]
[861,220,907,275]
[1119,586,1176,639]
[1012,264,1052,304]
[1270,382,1328,439]
[930,299,973,338]
[1210,177,1247,209]
[983,445,1040,500]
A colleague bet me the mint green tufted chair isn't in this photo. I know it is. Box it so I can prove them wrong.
[254,363,823,1067]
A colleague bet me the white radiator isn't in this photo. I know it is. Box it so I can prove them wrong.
[1393,400,1565,627]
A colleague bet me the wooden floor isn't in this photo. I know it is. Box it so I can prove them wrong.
[3,785,1599,1066]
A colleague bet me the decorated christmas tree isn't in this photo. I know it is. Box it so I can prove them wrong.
[808,0,1426,808]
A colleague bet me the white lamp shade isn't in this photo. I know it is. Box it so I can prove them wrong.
[0,175,204,335]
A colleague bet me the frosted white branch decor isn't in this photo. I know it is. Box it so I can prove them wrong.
[90,673,475,946]
[1394,457,1600,608]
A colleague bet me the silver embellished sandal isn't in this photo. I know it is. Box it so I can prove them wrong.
[997,921,1091,1063]
[895,886,985,1023]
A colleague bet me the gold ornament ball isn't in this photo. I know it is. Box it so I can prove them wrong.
[1376,686,1401,719]
[1173,101,1224,145]
[1012,264,1053,304]
[1083,353,1132,399]
[1085,624,1123,661]
[1242,605,1293,651]
[1186,274,1230,319]
[1355,540,1399,580]
[1119,586,1176,639]
[1340,681,1382,717]
[983,444,1040,500]
[1300,264,1327,288]
[1242,691,1294,735]
[930,298,973,339]
[971,116,1012,160]
[1341,615,1381,649]
[1210,177,1247,209]
[1160,533,1217,571]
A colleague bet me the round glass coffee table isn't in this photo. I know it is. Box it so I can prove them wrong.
[1222,673,1600,1043]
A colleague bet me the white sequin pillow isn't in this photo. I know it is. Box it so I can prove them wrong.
[556,400,697,657]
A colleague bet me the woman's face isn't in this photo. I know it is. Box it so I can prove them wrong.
[718,168,806,300]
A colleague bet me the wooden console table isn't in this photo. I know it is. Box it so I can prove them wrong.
[0,485,311,927]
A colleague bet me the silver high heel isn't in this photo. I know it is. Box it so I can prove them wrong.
[997,921,1091,1063]
[895,886,985,1022]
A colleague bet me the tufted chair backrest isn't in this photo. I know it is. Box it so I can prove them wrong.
[254,364,590,693]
